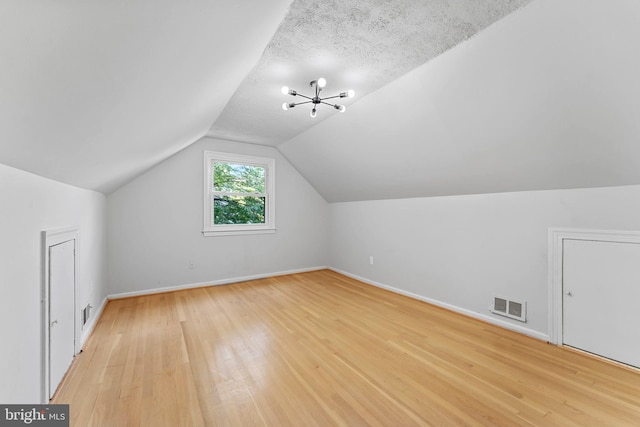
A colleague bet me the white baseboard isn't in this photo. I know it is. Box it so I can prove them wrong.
[329,267,549,342]
[80,297,107,348]
[107,266,328,300]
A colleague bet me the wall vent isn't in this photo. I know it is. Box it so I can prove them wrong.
[491,296,526,322]
[82,304,93,327]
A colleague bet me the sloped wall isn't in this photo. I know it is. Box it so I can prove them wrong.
[107,138,329,296]
[0,163,107,403]
[280,0,640,202]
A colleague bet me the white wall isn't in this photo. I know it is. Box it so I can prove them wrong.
[107,137,329,296]
[330,185,640,338]
[0,163,107,403]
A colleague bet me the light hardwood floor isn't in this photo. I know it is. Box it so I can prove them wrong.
[53,270,640,426]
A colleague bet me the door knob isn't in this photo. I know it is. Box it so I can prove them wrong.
[565,291,572,296]
[51,320,58,326]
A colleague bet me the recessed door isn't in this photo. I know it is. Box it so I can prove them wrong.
[49,239,76,399]
[563,239,640,368]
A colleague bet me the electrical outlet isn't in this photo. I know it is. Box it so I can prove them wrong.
[369,256,374,265]
[188,262,195,270]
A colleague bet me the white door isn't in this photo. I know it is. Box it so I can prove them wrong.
[49,239,76,399]
[563,238,640,368]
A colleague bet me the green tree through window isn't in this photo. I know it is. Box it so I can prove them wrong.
[213,162,266,225]
[203,151,275,236]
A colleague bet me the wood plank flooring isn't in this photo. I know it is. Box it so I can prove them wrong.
[53,270,640,426]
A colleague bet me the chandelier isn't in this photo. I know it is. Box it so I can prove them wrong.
[281,78,355,118]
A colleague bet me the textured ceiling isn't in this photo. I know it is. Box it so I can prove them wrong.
[208,0,533,145]
[0,0,536,195]
[278,0,640,203]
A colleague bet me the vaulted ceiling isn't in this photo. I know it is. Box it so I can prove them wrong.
[2,0,640,201]
[280,0,640,202]
[208,0,532,145]
[0,0,292,193]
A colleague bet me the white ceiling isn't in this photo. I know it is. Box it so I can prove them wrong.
[208,0,532,145]
[0,0,292,194]
[280,0,640,202]
[3,0,639,203]
[0,0,531,195]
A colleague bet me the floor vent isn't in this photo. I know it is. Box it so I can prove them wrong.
[491,296,526,322]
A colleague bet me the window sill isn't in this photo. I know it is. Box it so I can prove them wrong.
[202,228,276,237]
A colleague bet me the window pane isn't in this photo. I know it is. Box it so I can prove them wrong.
[213,162,265,193]
[213,196,266,224]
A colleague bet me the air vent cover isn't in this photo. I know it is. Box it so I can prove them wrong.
[492,296,526,322]
[82,304,92,326]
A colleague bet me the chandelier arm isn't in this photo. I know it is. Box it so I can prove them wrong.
[320,101,339,107]
[295,93,314,101]
[320,95,341,101]
[291,100,314,106]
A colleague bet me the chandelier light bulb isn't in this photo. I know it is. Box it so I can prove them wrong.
[310,108,317,118]
[282,102,289,111]
[340,89,356,98]
[317,77,326,88]
[281,86,289,95]
[338,105,346,113]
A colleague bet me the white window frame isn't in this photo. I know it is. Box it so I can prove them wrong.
[203,151,276,236]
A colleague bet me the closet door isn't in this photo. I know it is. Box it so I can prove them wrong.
[49,239,76,398]
[563,239,640,368]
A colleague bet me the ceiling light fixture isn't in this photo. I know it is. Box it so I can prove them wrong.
[281,78,354,118]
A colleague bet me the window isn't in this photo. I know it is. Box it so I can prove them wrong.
[203,151,275,236]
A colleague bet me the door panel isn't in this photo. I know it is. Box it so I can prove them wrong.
[49,239,75,398]
[563,239,640,368]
